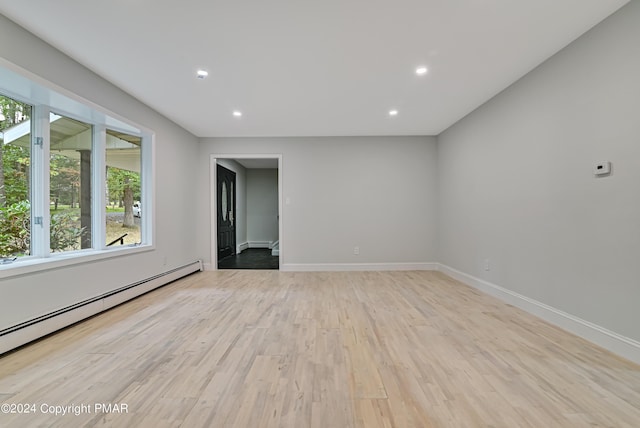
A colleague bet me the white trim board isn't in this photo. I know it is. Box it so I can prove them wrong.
[271,241,280,257]
[235,241,276,254]
[246,241,274,249]
[281,263,438,272]
[437,263,640,365]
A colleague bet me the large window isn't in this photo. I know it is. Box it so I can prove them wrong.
[49,114,93,253]
[0,65,152,273]
[0,95,32,259]
[106,130,141,247]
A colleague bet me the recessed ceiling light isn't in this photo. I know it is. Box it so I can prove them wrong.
[388,109,398,116]
[233,110,242,117]
[415,66,428,76]
[196,69,209,79]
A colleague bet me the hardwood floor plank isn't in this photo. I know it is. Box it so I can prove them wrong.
[0,270,639,427]
[343,327,388,399]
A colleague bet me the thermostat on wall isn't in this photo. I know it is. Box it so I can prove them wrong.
[594,161,611,176]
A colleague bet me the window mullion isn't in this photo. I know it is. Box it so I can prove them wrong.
[92,125,106,249]
[31,105,51,257]
[141,134,154,245]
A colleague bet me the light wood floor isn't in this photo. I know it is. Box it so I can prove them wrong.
[1,271,639,427]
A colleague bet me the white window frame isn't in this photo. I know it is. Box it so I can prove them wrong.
[0,61,155,279]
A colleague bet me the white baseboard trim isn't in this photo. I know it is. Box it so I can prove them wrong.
[247,241,273,249]
[235,241,280,254]
[235,241,275,254]
[0,261,202,355]
[437,263,640,365]
[203,262,213,271]
[281,262,438,272]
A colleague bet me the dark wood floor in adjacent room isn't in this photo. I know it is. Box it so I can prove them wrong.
[218,248,279,270]
[1,270,639,427]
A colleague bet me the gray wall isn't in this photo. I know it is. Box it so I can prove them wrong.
[437,2,640,342]
[247,169,279,244]
[197,136,438,267]
[0,15,200,330]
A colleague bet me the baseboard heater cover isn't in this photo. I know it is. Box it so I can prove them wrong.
[0,260,202,355]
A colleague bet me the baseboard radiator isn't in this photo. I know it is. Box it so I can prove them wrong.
[0,260,203,355]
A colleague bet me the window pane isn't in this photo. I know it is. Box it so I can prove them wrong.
[106,130,141,247]
[0,95,32,259]
[49,114,92,252]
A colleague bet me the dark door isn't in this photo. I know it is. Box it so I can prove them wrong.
[217,164,236,261]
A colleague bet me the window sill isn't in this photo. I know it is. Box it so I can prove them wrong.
[0,244,155,280]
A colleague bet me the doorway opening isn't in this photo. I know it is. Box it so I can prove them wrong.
[210,155,282,270]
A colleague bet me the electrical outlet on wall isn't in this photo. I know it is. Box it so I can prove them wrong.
[353,246,360,255]
[484,259,490,271]
[594,161,611,176]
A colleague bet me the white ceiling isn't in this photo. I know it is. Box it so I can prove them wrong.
[0,0,629,138]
